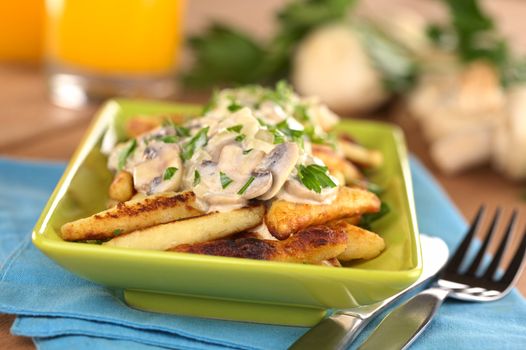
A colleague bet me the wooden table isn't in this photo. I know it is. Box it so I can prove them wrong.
[1,0,525,348]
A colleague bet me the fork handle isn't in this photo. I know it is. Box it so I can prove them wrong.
[357,288,450,350]
[289,313,365,350]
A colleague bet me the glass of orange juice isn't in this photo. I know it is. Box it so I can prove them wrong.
[0,0,43,63]
[44,0,185,108]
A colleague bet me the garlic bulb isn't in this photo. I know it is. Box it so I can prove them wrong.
[292,23,389,114]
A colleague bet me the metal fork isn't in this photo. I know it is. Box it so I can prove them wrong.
[357,206,526,350]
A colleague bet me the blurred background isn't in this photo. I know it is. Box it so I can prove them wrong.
[1,2,526,346]
[0,0,525,227]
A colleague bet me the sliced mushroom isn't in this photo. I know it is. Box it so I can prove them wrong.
[218,144,265,177]
[206,131,238,162]
[133,142,183,195]
[257,142,300,200]
[216,145,273,199]
[243,169,273,199]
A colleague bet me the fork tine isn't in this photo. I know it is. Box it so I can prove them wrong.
[466,208,501,276]
[446,205,485,273]
[499,226,526,288]
[482,210,517,279]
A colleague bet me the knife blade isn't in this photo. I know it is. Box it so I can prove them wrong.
[289,235,449,350]
[357,287,449,350]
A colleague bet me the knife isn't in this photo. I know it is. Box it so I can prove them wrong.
[289,235,449,350]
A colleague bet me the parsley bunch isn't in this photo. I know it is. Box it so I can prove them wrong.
[427,0,526,85]
[184,0,357,87]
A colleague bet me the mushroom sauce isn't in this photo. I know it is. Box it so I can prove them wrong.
[108,82,342,212]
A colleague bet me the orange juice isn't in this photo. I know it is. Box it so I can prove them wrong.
[0,0,44,63]
[45,0,185,75]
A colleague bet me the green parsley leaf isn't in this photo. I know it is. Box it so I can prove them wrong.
[228,102,243,112]
[220,172,233,189]
[427,0,526,86]
[160,135,178,143]
[174,125,190,137]
[276,119,305,148]
[355,22,416,92]
[193,170,201,186]
[202,89,219,114]
[235,134,246,142]
[261,80,294,106]
[243,148,253,155]
[303,125,327,145]
[163,167,178,181]
[226,124,243,133]
[360,201,390,230]
[237,176,255,195]
[113,229,124,236]
[162,118,190,137]
[298,164,337,193]
[272,130,285,144]
[181,127,209,161]
[162,118,176,128]
[183,24,266,87]
[293,104,311,122]
[118,139,137,171]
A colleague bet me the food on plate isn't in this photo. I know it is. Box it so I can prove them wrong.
[312,144,362,184]
[104,205,264,251]
[265,187,380,240]
[170,224,347,264]
[108,171,135,202]
[61,82,388,266]
[327,220,385,261]
[61,191,202,241]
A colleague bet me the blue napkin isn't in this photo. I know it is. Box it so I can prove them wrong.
[0,157,525,350]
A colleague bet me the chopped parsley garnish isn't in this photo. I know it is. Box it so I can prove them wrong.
[220,172,233,189]
[181,127,209,161]
[163,167,178,180]
[276,120,304,148]
[304,125,327,145]
[243,148,253,155]
[202,89,219,114]
[293,104,311,122]
[162,119,190,138]
[272,131,285,144]
[360,202,390,230]
[235,134,246,142]
[193,170,201,186]
[117,139,137,171]
[237,176,255,195]
[261,80,294,106]
[174,125,190,137]
[113,229,124,236]
[227,124,243,133]
[162,118,175,128]
[160,135,178,143]
[257,118,267,126]
[298,164,337,194]
[228,102,243,112]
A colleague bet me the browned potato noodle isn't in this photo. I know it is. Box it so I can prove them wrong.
[265,187,380,240]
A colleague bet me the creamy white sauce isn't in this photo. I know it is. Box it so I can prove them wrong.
[108,85,341,212]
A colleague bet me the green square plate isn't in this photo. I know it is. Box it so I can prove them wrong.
[32,99,422,326]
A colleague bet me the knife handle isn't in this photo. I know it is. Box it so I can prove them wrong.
[289,313,366,350]
[358,287,450,350]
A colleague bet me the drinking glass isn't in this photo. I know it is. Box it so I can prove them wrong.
[44,0,185,108]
